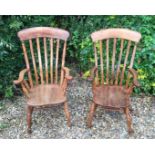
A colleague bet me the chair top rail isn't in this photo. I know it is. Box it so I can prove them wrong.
[18,27,70,41]
[91,28,141,43]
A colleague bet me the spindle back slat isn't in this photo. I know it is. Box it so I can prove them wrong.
[99,40,104,84]
[50,38,54,83]
[111,38,117,85]
[18,27,70,87]
[106,39,109,84]
[43,37,48,84]
[94,43,99,80]
[29,39,39,85]
[36,37,44,84]
[55,39,60,84]
[91,28,141,87]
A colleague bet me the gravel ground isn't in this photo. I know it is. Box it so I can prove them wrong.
[0,78,155,139]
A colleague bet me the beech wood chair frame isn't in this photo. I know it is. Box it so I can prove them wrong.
[87,28,141,133]
[14,27,72,133]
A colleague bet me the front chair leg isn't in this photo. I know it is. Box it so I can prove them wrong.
[87,102,96,128]
[64,102,71,127]
[27,106,33,134]
[124,107,134,134]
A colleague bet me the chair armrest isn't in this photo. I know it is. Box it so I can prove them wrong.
[128,68,140,87]
[13,69,29,85]
[62,67,73,80]
[88,66,98,81]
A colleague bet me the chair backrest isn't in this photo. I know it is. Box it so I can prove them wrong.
[18,27,70,88]
[91,28,141,87]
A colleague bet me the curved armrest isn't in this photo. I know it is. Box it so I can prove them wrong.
[62,67,73,80]
[88,66,98,81]
[13,69,29,85]
[128,68,140,87]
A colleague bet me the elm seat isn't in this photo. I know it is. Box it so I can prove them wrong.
[28,84,67,106]
[93,86,129,108]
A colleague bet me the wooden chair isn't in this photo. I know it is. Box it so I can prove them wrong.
[13,27,72,133]
[87,28,141,133]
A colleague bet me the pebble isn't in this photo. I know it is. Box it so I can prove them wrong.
[0,78,154,138]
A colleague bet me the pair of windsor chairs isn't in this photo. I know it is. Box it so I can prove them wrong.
[13,27,141,134]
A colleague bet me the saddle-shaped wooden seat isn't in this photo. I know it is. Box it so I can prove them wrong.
[93,86,129,108]
[28,84,67,106]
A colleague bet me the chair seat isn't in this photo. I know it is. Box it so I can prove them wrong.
[27,84,67,106]
[93,85,129,108]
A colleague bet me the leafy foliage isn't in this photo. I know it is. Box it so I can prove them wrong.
[0,15,155,98]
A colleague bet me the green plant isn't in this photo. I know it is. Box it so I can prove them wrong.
[0,15,155,98]
[0,122,9,130]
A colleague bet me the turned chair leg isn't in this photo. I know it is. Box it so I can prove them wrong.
[64,102,71,127]
[124,107,134,134]
[27,106,33,134]
[87,102,96,128]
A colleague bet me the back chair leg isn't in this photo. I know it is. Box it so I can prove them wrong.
[87,102,96,128]
[64,102,71,127]
[27,106,33,133]
[124,107,134,134]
